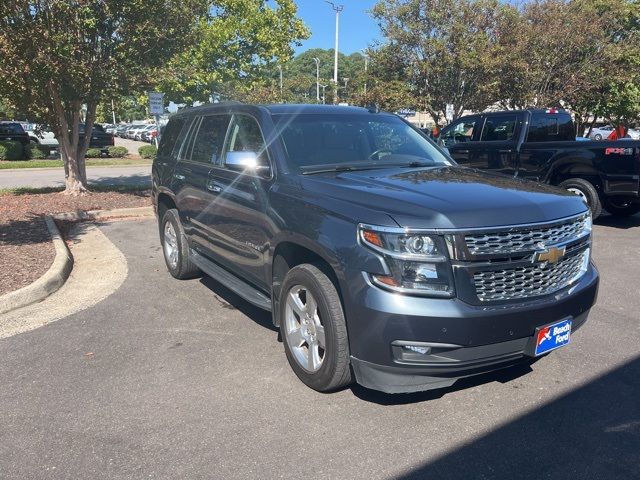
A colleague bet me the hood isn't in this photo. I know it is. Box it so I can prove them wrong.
[300,166,587,229]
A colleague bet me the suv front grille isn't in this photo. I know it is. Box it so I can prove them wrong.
[473,249,589,302]
[464,214,590,256]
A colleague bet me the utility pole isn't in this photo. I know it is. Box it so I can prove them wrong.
[313,57,320,103]
[361,49,369,103]
[277,65,283,102]
[325,1,343,104]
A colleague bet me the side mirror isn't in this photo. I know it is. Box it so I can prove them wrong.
[225,151,270,174]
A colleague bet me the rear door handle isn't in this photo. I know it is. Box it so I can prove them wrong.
[207,183,222,193]
[174,174,186,181]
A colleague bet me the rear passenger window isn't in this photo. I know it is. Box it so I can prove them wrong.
[157,117,186,157]
[190,115,231,164]
[480,115,518,141]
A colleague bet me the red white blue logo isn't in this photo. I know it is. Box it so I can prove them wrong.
[535,319,572,356]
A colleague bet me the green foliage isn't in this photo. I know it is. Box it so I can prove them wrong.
[158,0,309,104]
[107,146,129,158]
[0,140,24,160]
[26,144,46,159]
[86,148,103,158]
[0,0,208,191]
[138,145,157,159]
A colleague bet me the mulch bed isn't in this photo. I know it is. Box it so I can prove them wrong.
[0,189,151,296]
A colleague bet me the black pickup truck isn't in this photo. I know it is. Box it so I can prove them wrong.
[438,109,640,218]
[79,123,114,153]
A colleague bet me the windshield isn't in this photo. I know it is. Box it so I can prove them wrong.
[273,113,452,172]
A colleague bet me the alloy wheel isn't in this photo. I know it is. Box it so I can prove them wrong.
[284,285,326,373]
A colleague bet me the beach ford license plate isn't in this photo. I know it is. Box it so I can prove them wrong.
[534,318,572,356]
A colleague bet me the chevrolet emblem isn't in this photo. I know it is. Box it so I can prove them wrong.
[533,245,566,264]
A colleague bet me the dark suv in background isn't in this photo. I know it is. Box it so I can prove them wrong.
[152,104,599,394]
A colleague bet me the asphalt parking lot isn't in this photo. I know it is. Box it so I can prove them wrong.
[0,215,639,479]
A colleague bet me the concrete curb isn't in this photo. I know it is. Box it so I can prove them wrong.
[0,216,73,315]
[0,206,153,316]
[52,205,154,222]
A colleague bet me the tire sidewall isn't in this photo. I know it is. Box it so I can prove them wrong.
[560,179,602,219]
[280,266,347,391]
[161,209,188,277]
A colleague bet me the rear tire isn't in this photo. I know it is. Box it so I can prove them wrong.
[160,209,200,279]
[594,133,603,140]
[280,264,352,392]
[604,198,640,217]
[559,178,602,219]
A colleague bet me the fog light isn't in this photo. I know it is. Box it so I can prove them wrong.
[404,345,431,355]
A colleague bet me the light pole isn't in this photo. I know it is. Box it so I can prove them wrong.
[320,84,328,104]
[361,49,369,103]
[343,77,349,102]
[277,65,283,102]
[313,57,320,103]
[325,1,343,104]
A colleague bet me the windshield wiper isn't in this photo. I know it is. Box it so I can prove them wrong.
[301,163,391,175]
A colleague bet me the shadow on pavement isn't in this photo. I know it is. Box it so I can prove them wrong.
[594,212,640,229]
[393,356,640,480]
[199,274,277,333]
[88,173,151,187]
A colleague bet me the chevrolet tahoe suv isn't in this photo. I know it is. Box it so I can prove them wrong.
[152,104,599,394]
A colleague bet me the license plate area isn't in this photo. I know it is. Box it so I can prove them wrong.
[528,318,572,357]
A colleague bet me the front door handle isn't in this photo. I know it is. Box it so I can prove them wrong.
[456,149,469,154]
[174,174,186,181]
[207,183,222,193]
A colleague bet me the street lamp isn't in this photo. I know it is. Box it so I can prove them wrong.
[325,1,344,104]
[320,84,328,104]
[313,57,320,103]
[343,77,349,102]
[277,65,283,102]
[361,49,369,103]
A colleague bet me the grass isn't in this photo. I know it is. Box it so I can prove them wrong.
[0,157,152,169]
[0,184,151,196]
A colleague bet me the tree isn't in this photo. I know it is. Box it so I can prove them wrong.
[0,0,206,193]
[158,0,309,105]
[371,0,508,125]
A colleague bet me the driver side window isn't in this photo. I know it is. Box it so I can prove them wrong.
[441,118,478,146]
[224,115,269,167]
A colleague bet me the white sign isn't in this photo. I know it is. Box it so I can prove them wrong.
[445,104,454,122]
[148,92,165,115]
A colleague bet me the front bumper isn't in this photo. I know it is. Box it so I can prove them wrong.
[342,263,599,394]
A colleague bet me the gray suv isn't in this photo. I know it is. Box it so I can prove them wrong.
[152,104,599,394]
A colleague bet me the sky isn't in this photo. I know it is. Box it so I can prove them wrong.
[293,0,381,55]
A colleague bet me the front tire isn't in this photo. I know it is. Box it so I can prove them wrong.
[604,198,640,217]
[280,264,352,392]
[594,133,603,140]
[160,209,200,279]
[560,178,602,219]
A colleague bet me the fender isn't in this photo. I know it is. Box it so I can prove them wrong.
[541,149,602,184]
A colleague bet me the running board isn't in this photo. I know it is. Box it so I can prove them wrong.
[190,250,272,311]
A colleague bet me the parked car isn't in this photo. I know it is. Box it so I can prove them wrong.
[79,123,114,153]
[116,124,130,137]
[152,104,599,394]
[103,124,117,135]
[0,121,30,146]
[141,125,158,143]
[20,123,59,152]
[135,124,156,141]
[438,109,640,218]
[588,125,614,140]
[126,124,148,140]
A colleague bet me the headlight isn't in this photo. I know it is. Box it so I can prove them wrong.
[359,225,455,297]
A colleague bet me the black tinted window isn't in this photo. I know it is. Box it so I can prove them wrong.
[440,117,478,146]
[527,114,575,142]
[191,115,231,164]
[158,117,186,157]
[0,123,25,134]
[480,115,518,141]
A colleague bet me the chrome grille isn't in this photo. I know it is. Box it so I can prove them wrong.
[464,214,590,256]
[473,249,589,302]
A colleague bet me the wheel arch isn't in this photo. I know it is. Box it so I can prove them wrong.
[544,155,603,191]
[271,240,343,327]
